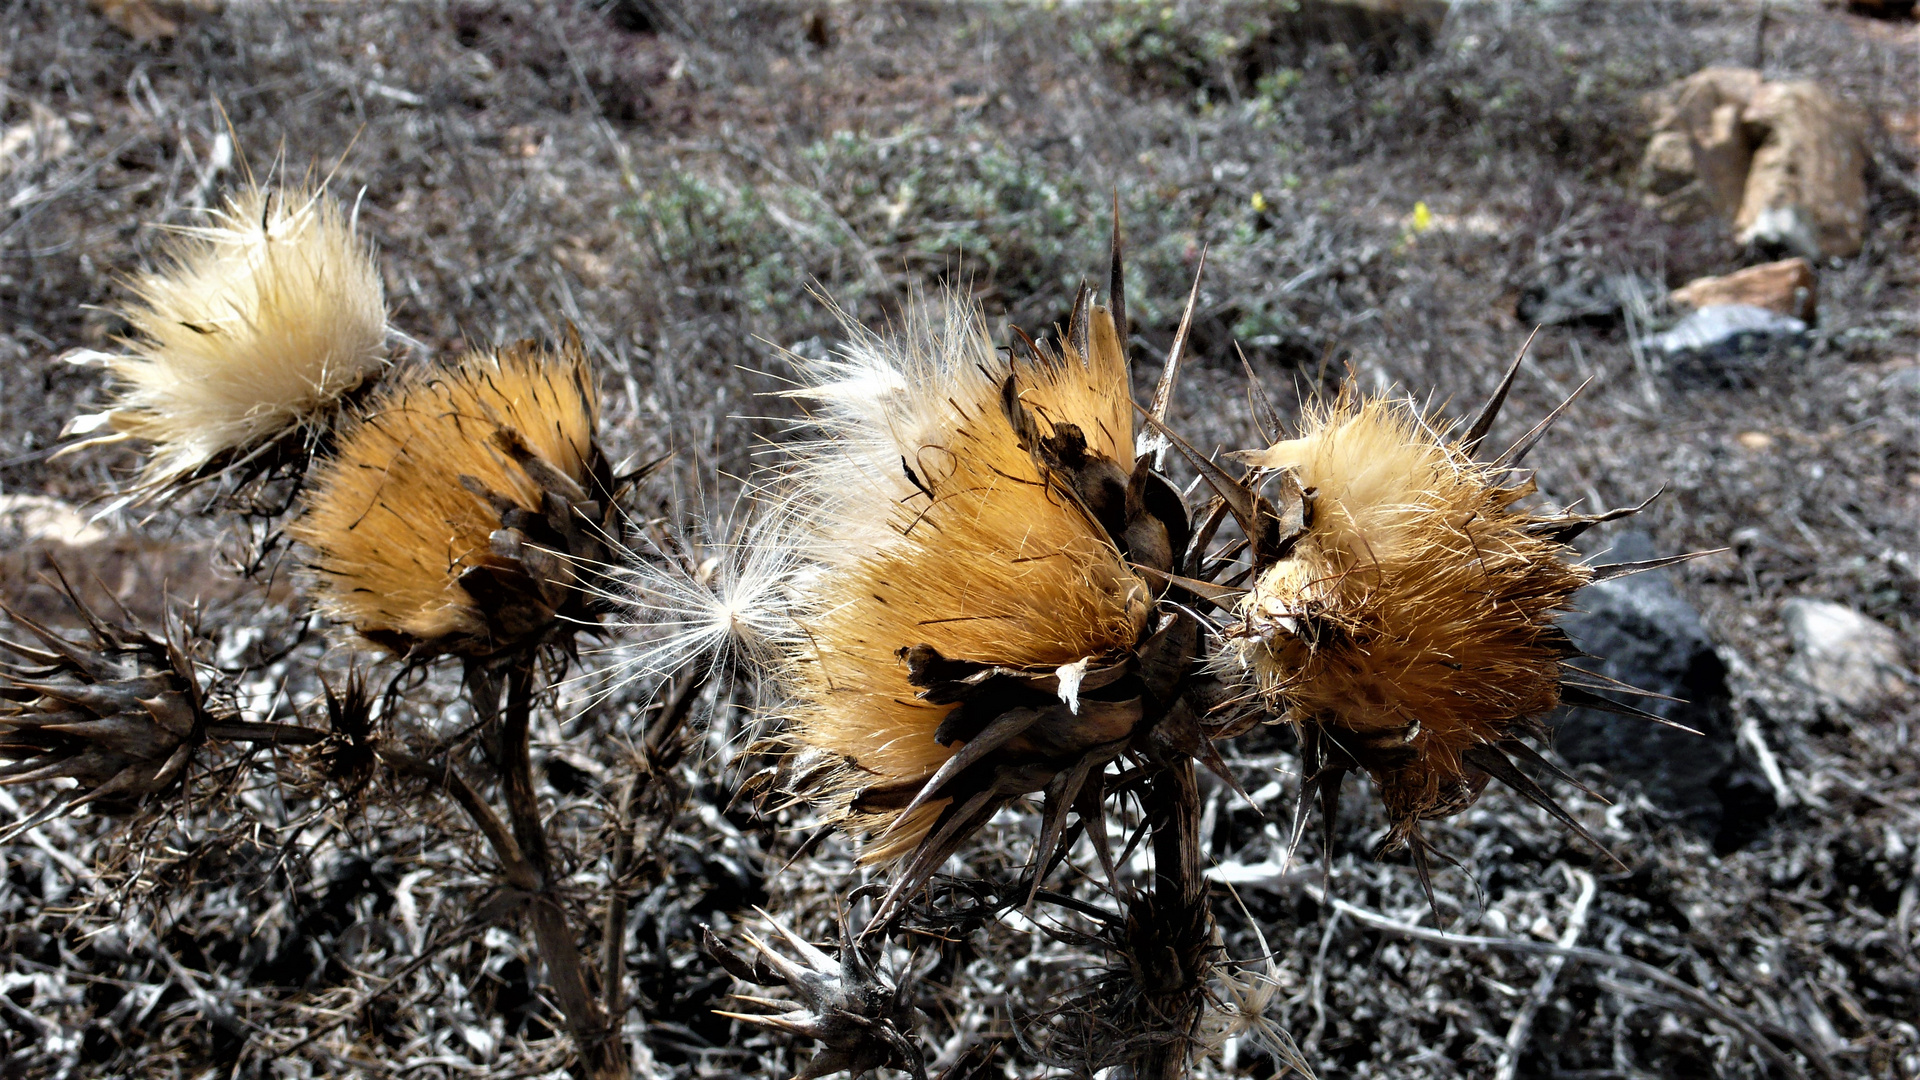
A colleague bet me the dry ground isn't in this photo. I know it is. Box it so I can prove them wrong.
[1,1,1917,1078]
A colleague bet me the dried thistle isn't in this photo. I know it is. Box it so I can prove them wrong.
[0,600,217,823]
[1211,358,1699,899]
[704,912,925,1080]
[62,183,388,498]
[668,206,1699,1074]
[762,278,1213,911]
[290,338,617,659]
[701,218,1235,1074]
[312,668,379,799]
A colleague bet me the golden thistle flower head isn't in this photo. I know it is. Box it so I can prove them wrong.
[64,184,388,496]
[290,340,614,659]
[749,272,1215,918]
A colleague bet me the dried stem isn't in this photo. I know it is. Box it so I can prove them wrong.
[1133,759,1211,1080]
[375,745,539,893]
[601,665,708,1028]
[382,664,628,1078]
[498,658,627,1080]
[1493,867,1595,1080]
[602,774,637,1029]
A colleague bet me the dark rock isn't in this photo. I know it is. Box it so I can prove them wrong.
[1551,532,1773,848]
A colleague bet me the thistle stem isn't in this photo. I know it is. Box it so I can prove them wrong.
[1134,758,1209,1080]
[375,746,538,892]
[498,658,628,1080]
[600,664,707,1034]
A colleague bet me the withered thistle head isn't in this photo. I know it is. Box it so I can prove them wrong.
[0,603,216,819]
[757,280,1215,918]
[1215,365,1691,888]
[62,182,388,499]
[290,339,618,659]
[703,913,924,1080]
[313,669,379,799]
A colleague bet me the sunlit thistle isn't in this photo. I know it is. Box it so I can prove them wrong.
[290,339,618,660]
[63,183,388,498]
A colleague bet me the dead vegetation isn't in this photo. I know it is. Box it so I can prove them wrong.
[0,1,1916,1078]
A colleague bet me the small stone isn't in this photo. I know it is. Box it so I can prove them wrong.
[1645,304,1807,373]
[551,239,612,288]
[1780,599,1910,713]
[1670,258,1817,323]
[90,0,177,41]
[0,493,108,546]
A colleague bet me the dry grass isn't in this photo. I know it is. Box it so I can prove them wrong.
[0,1,1915,1078]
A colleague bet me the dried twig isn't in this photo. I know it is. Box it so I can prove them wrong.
[1493,866,1595,1080]
[1312,888,1817,1080]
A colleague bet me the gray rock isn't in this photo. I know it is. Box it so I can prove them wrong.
[1780,599,1910,714]
[1881,364,1920,397]
[1646,303,1806,359]
[1551,533,1773,849]
[1645,303,1810,389]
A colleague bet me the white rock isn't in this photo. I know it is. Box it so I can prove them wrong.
[1780,599,1910,713]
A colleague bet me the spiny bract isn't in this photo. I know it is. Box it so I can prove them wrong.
[291,340,609,658]
[0,601,217,823]
[65,184,388,494]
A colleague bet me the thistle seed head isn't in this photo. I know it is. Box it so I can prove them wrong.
[63,183,388,497]
[765,293,1182,898]
[1217,371,1688,886]
[1229,393,1589,836]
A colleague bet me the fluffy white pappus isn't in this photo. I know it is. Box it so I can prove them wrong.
[774,294,999,567]
[63,184,388,492]
[594,504,809,691]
